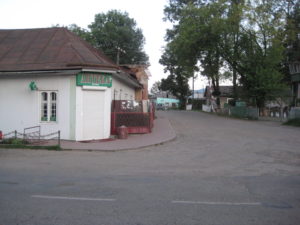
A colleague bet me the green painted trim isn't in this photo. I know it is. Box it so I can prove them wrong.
[69,76,76,140]
[76,72,112,87]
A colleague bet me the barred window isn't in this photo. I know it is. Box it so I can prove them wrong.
[40,91,57,122]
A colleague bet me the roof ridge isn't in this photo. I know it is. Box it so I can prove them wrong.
[34,28,58,63]
[64,28,118,68]
[0,28,136,75]
[63,28,87,64]
[52,28,72,63]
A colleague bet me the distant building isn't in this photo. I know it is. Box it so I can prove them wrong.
[153,91,176,99]
[150,91,179,109]
[204,86,234,108]
[289,60,300,105]
[121,64,151,100]
[189,89,205,99]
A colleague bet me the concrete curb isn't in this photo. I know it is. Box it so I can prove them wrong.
[62,135,177,152]
[60,116,177,152]
[0,116,177,152]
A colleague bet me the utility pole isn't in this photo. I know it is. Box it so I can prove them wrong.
[116,46,126,65]
[192,75,195,100]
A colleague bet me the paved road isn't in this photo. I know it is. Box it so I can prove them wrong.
[1,111,300,225]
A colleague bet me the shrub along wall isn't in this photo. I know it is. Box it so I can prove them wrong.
[289,107,300,119]
[229,106,259,120]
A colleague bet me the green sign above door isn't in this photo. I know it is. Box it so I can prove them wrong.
[76,72,112,87]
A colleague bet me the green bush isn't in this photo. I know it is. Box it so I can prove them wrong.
[11,139,24,145]
[1,138,13,144]
[1,138,28,145]
[283,118,300,127]
[228,99,236,106]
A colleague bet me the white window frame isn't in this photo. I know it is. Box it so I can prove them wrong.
[40,91,58,123]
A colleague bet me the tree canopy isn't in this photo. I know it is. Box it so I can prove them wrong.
[160,0,296,108]
[160,43,192,109]
[150,81,162,95]
[68,10,149,65]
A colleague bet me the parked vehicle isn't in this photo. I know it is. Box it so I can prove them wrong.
[156,103,167,110]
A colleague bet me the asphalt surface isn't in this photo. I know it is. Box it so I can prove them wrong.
[1,110,300,225]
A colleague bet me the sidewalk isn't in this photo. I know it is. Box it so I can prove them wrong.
[61,113,176,151]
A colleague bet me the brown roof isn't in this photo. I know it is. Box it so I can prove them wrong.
[0,27,119,72]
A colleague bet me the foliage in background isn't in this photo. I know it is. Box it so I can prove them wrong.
[150,81,162,95]
[284,1,300,65]
[159,44,192,109]
[68,10,149,65]
[68,24,95,44]
[283,118,300,127]
[162,0,298,108]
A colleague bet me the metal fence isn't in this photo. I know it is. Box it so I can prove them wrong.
[1,126,60,148]
[289,107,300,119]
[24,126,41,142]
[229,106,259,120]
[203,103,300,121]
[111,100,154,135]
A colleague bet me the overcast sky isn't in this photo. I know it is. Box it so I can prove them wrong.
[0,0,206,90]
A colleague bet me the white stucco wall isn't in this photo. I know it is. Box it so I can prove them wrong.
[111,77,135,101]
[0,75,73,140]
[0,73,137,141]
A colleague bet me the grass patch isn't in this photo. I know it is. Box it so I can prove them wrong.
[194,109,258,121]
[0,138,61,150]
[283,118,300,127]
[1,138,28,145]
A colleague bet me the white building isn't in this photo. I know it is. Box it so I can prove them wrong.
[0,28,142,141]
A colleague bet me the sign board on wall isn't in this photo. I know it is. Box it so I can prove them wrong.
[76,73,112,87]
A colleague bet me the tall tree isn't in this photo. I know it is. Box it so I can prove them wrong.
[159,44,191,109]
[163,0,288,109]
[68,11,149,65]
[283,1,300,104]
[285,1,300,64]
[150,81,162,95]
[164,1,228,106]
[226,0,245,99]
[232,0,286,108]
[88,10,149,65]
[68,24,95,45]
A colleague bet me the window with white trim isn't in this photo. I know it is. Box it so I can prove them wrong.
[40,91,57,122]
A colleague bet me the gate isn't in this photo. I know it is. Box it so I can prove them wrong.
[111,100,154,135]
